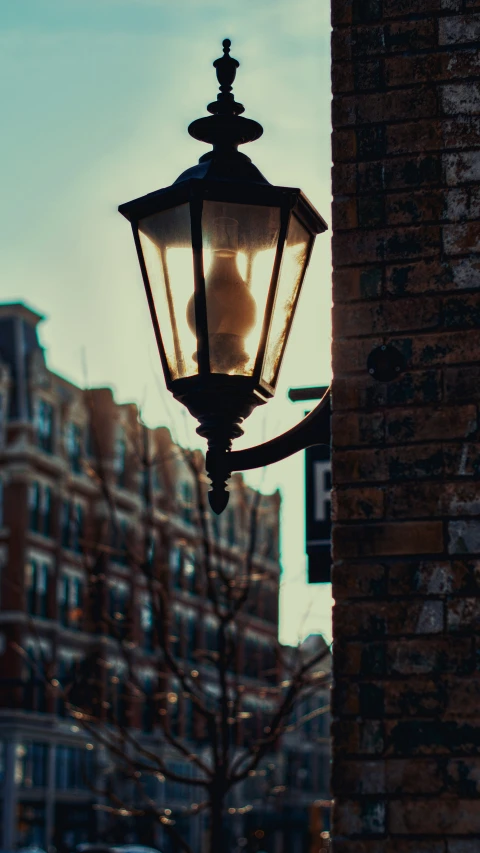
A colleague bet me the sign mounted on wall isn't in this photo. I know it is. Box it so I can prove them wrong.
[288,386,331,584]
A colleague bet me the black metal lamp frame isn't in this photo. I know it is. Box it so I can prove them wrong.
[119,39,329,513]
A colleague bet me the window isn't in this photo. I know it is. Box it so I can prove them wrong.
[58,575,84,630]
[29,482,52,537]
[66,423,83,473]
[25,560,49,618]
[110,519,128,565]
[183,552,196,592]
[265,526,278,560]
[140,599,154,652]
[227,508,236,546]
[36,400,54,453]
[23,653,47,712]
[61,501,83,553]
[170,545,182,589]
[106,676,128,726]
[171,610,181,658]
[16,802,46,848]
[114,436,127,487]
[108,583,129,638]
[15,742,48,788]
[244,637,258,679]
[55,745,94,790]
[184,614,196,662]
[29,482,40,532]
[55,657,76,716]
[180,481,194,524]
[263,585,279,624]
[141,676,155,733]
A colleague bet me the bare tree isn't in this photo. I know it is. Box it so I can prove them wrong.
[19,396,331,853]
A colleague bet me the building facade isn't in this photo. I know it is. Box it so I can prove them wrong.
[0,302,330,853]
[331,1,480,849]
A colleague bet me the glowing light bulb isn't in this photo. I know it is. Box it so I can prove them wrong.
[186,217,256,374]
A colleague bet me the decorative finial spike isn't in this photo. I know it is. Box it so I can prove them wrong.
[209,38,243,116]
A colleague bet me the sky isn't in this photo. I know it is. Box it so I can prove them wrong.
[0,0,333,644]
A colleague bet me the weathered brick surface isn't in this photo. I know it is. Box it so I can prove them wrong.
[331,0,480,848]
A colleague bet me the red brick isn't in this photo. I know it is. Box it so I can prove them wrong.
[332,61,355,94]
[386,758,445,794]
[443,222,480,255]
[386,443,445,481]
[332,128,357,162]
[445,677,480,716]
[333,798,386,835]
[333,562,387,598]
[384,677,446,715]
[445,365,480,403]
[386,405,477,443]
[444,116,480,149]
[333,447,388,483]
[332,759,386,794]
[332,28,353,61]
[333,412,385,447]
[386,121,442,156]
[385,258,457,296]
[332,162,357,194]
[333,485,385,519]
[333,266,383,302]
[333,370,443,411]
[333,336,383,374]
[384,0,460,13]
[447,598,480,631]
[334,599,443,637]
[390,798,480,833]
[449,520,480,555]
[386,190,446,225]
[439,14,480,45]
[407,329,480,367]
[332,719,385,755]
[388,560,454,595]
[332,0,353,25]
[332,197,358,229]
[333,521,444,557]
[333,296,440,337]
[387,481,480,519]
[333,87,438,128]
[387,637,474,676]
[444,150,480,186]
[445,757,480,793]
[332,230,384,265]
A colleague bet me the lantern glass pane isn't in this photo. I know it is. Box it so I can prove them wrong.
[201,201,280,376]
[138,204,198,380]
[262,214,311,388]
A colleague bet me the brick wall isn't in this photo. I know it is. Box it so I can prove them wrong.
[331,1,480,850]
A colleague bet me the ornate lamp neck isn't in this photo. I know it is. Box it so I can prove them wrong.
[188,38,263,151]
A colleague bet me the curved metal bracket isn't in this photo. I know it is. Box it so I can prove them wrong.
[206,386,331,513]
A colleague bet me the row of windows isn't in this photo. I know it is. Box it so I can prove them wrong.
[14,741,94,790]
[29,482,84,550]
[25,561,84,629]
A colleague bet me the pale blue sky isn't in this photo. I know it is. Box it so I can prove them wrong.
[0,0,333,643]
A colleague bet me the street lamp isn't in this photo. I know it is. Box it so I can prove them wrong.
[119,39,330,512]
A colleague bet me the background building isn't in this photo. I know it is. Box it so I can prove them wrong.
[0,302,330,853]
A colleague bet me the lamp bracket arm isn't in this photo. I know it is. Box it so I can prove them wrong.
[205,387,330,513]
[230,385,331,472]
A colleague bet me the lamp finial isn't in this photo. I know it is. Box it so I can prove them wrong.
[208,38,244,116]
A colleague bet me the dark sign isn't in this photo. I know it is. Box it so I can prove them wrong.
[305,392,331,584]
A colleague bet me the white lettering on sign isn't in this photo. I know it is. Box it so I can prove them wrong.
[314,460,332,522]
